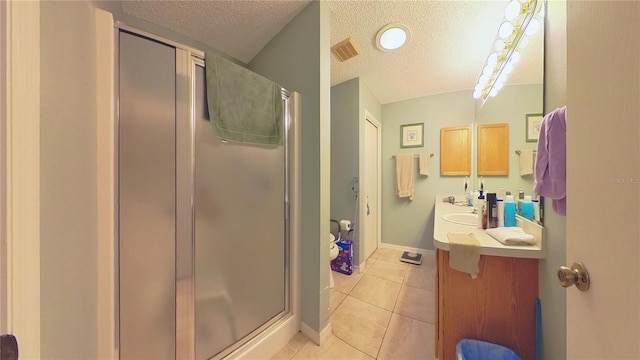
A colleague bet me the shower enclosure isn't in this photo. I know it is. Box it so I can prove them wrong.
[117,29,293,359]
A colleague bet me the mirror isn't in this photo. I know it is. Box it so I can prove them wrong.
[472,9,544,222]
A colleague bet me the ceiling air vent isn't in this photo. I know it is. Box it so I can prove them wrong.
[331,38,360,62]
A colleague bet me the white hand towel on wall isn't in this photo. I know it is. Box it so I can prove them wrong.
[395,154,415,200]
[419,153,430,176]
[519,149,534,176]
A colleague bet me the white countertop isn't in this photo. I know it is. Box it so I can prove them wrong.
[433,194,545,259]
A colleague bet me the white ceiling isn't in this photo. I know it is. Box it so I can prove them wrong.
[122,0,544,105]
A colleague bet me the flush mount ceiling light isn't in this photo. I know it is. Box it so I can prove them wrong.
[376,23,411,52]
[473,0,545,101]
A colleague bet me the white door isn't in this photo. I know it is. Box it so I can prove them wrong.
[565,2,640,358]
[363,114,381,262]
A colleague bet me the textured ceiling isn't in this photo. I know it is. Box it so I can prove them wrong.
[122,0,544,105]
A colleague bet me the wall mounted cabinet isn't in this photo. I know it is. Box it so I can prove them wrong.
[440,126,471,176]
[477,123,509,176]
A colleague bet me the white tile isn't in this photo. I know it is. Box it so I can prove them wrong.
[394,285,434,324]
[378,314,435,360]
[377,248,405,264]
[291,334,373,360]
[403,253,436,290]
[331,296,391,358]
[332,270,363,295]
[330,289,347,315]
[350,275,401,311]
[271,332,309,360]
[367,259,408,284]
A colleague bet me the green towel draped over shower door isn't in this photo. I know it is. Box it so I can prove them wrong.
[205,53,284,146]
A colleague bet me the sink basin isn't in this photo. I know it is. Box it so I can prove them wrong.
[442,212,477,226]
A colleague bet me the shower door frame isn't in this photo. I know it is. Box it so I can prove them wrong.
[114,23,300,360]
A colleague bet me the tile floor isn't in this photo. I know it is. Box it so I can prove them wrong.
[272,248,436,360]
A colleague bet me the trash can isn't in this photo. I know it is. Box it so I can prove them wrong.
[456,339,521,360]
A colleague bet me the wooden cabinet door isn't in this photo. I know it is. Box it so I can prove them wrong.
[440,126,471,176]
[477,123,509,176]
[436,250,538,360]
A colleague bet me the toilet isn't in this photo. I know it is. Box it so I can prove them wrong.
[329,233,339,288]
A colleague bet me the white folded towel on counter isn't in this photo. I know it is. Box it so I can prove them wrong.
[485,227,536,245]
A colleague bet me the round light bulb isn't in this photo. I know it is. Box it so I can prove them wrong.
[518,36,529,50]
[504,62,514,75]
[494,39,505,52]
[475,83,484,92]
[499,21,514,39]
[482,64,493,76]
[526,18,540,36]
[538,5,545,18]
[487,53,498,66]
[504,1,521,22]
[479,74,490,85]
[379,27,407,50]
[494,82,504,91]
[489,88,498,97]
[473,89,482,99]
[511,51,521,64]
[497,73,508,85]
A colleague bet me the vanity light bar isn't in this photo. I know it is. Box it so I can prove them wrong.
[473,0,543,101]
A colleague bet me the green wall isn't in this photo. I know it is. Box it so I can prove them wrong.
[377,84,541,251]
[539,1,567,358]
[249,1,331,333]
[381,90,474,250]
[330,78,382,266]
[330,78,359,234]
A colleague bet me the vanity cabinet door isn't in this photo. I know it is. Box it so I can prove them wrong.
[477,123,509,176]
[436,249,538,360]
[440,126,471,176]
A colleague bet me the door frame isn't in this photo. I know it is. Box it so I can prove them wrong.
[358,110,382,268]
[1,1,41,358]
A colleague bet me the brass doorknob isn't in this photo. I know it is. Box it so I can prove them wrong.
[557,262,590,291]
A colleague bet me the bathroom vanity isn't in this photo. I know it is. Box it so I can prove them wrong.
[433,195,544,360]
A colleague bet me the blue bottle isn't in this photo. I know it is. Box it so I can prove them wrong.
[520,200,534,220]
[504,195,517,227]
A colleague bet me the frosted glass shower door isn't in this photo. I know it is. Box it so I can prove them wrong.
[119,31,176,359]
[193,65,287,359]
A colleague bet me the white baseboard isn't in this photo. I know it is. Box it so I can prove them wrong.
[379,243,435,257]
[300,321,332,346]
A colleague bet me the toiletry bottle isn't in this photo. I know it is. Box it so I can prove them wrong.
[504,195,517,227]
[486,193,497,228]
[521,195,534,220]
[497,199,505,227]
[482,201,488,230]
[533,199,540,222]
[476,193,485,229]
[517,190,525,214]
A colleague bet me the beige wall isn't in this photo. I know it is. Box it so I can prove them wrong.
[40,1,99,358]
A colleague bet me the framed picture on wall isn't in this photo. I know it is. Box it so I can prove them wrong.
[526,113,543,142]
[400,123,424,148]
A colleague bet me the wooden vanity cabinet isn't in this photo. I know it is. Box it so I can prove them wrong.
[435,249,538,360]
